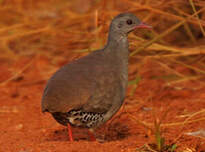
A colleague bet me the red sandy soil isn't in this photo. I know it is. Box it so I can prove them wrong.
[0,0,205,151]
[0,54,205,152]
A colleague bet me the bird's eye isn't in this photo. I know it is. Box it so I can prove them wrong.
[126,19,133,25]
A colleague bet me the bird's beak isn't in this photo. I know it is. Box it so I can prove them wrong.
[135,22,152,29]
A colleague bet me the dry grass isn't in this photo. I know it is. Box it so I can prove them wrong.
[0,0,205,151]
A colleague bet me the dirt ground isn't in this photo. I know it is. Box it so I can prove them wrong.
[0,55,205,152]
[0,0,205,152]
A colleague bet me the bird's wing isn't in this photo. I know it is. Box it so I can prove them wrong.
[81,69,123,113]
[42,50,123,113]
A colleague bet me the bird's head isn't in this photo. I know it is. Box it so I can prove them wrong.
[110,13,152,35]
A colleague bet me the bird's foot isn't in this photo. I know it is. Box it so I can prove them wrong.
[67,123,74,142]
[88,129,96,141]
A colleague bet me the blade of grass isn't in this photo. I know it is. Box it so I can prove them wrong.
[130,7,205,56]
[170,58,205,75]
[174,7,197,43]
[189,0,205,36]
[0,56,35,86]
[127,0,205,26]
[166,76,203,86]
[173,109,205,143]
[128,75,141,96]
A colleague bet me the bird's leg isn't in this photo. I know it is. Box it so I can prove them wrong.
[88,129,96,141]
[67,123,74,141]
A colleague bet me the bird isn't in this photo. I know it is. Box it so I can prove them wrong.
[41,13,151,141]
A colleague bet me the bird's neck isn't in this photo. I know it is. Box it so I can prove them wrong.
[104,31,129,82]
[106,31,128,49]
[104,31,129,59]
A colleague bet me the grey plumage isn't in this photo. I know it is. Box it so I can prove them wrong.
[41,13,147,130]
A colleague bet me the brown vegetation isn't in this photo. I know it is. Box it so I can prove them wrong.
[0,0,205,151]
